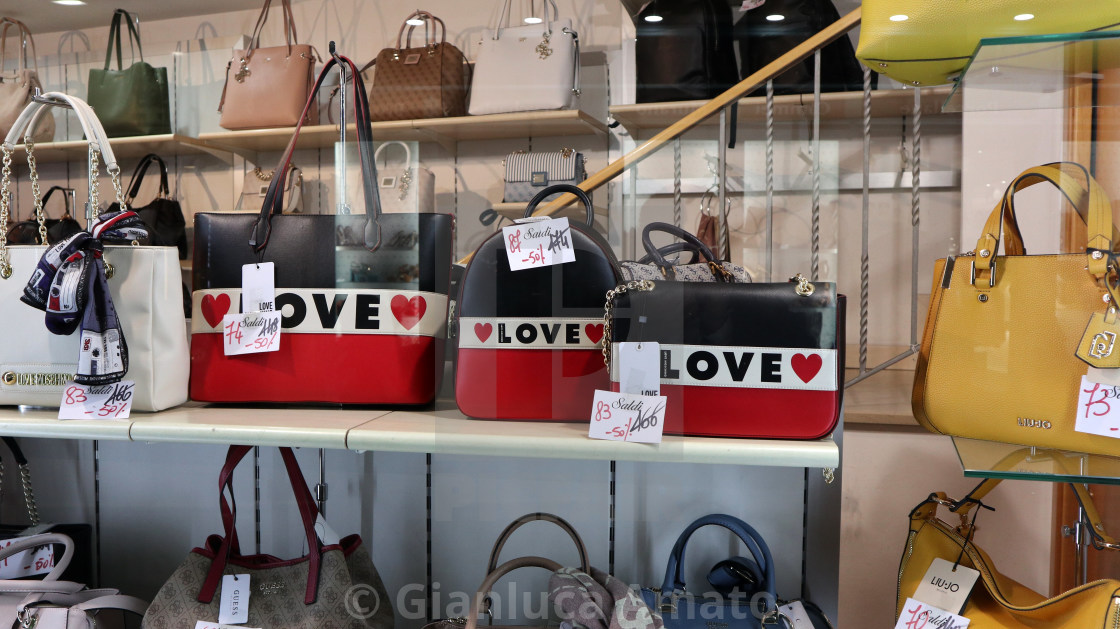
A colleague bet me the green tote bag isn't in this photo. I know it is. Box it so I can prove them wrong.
[87,9,170,137]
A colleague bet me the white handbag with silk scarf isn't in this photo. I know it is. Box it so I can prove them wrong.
[0,92,187,411]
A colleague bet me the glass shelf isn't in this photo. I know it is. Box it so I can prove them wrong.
[953,436,1120,485]
[944,30,1120,113]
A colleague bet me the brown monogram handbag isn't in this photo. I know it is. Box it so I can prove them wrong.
[369,10,469,121]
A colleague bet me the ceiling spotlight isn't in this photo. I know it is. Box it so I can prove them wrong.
[405,17,426,26]
[52,0,87,4]
[1014,13,1035,21]
[889,14,909,21]
[644,14,663,22]
[765,14,785,21]
[524,16,543,24]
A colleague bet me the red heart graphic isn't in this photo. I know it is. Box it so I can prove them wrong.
[391,295,427,330]
[791,353,823,383]
[584,324,604,344]
[475,323,493,342]
[200,293,231,328]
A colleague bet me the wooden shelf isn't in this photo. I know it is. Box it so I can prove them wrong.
[199,109,608,156]
[13,134,212,165]
[609,87,956,136]
[0,400,837,468]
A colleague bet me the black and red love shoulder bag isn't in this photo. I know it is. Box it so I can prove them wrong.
[456,185,622,420]
[189,54,454,404]
[605,274,845,439]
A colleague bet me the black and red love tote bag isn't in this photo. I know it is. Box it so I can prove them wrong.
[605,275,845,439]
[456,185,622,420]
[190,55,453,404]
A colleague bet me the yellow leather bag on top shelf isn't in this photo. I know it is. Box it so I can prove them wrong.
[913,162,1120,457]
[856,1,1120,86]
[899,474,1120,628]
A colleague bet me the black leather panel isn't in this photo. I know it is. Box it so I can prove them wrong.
[194,213,454,293]
[458,224,621,318]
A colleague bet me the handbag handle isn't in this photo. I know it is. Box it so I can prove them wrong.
[466,557,564,629]
[247,0,298,56]
[0,18,37,74]
[124,153,170,203]
[0,532,75,582]
[199,446,324,605]
[486,512,591,574]
[104,9,144,71]
[41,186,74,218]
[251,53,383,253]
[637,242,700,266]
[657,514,776,610]
[374,140,412,170]
[973,162,1115,283]
[642,222,737,281]
[523,184,594,228]
[494,0,559,39]
[396,11,447,50]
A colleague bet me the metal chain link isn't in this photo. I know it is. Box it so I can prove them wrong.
[810,49,822,281]
[24,140,48,245]
[910,88,922,349]
[601,280,655,366]
[765,79,775,282]
[0,146,13,279]
[859,67,871,374]
[110,166,127,214]
[19,464,39,526]
[89,144,101,223]
[673,138,682,230]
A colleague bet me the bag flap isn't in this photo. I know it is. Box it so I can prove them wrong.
[505,152,583,183]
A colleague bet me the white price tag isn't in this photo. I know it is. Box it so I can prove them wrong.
[58,381,134,420]
[218,574,250,625]
[502,217,576,271]
[242,262,276,313]
[776,601,816,628]
[1076,375,1120,437]
[912,558,980,615]
[619,342,660,396]
[894,597,970,629]
[589,390,666,444]
[222,312,282,356]
[315,513,342,546]
[0,538,54,578]
[196,622,260,629]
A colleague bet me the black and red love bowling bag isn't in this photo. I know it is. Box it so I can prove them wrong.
[456,185,622,420]
[189,55,454,404]
[605,274,845,439]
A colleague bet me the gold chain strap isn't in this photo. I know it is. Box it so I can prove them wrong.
[253,166,274,181]
[24,139,47,244]
[0,145,13,279]
[601,280,655,367]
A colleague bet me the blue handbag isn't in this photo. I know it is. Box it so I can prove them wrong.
[640,514,783,629]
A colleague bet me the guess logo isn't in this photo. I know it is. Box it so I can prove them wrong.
[458,318,603,349]
[612,344,838,391]
[258,581,283,595]
[193,289,446,338]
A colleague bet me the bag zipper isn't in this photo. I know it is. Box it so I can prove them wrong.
[897,531,916,609]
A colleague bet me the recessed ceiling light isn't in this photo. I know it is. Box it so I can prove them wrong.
[53,0,87,5]
[523,16,543,24]
[1014,13,1035,21]
[405,18,425,26]
[765,14,784,21]
[644,14,663,22]
[889,14,909,21]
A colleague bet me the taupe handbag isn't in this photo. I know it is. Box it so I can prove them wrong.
[218,0,316,130]
[0,18,53,143]
[369,10,468,121]
[143,446,394,629]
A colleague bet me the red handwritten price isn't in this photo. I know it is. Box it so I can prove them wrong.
[223,311,282,356]
[59,381,136,420]
[1076,375,1120,438]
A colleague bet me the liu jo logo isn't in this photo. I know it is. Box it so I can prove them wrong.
[1090,331,1117,359]
[1018,417,1052,430]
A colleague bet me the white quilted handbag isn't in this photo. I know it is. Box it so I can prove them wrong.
[0,92,188,411]
[468,0,581,115]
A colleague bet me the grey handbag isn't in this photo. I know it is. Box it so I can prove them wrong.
[0,533,148,629]
[621,222,751,282]
[503,148,586,203]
